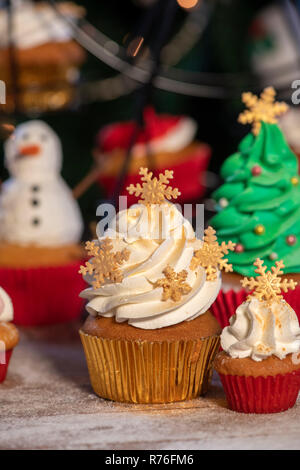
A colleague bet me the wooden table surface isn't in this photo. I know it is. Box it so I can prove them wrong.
[1,321,300,450]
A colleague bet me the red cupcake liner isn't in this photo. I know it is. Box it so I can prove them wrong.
[0,261,87,326]
[218,371,300,413]
[211,285,300,329]
[98,145,211,206]
[0,350,12,383]
[211,289,248,328]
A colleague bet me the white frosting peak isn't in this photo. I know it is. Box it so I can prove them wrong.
[0,287,13,322]
[80,203,221,329]
[221,297,300,361]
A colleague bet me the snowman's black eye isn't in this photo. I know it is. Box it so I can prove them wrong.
[22,133,29,140]
[40,134,47,142]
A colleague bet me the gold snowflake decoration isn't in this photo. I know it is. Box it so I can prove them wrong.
[127,167,181,205]
[79,238,130,289]
[238,86,288,135]
[190,226,236,281]
[154,266,192,302]
[241,258,297,303]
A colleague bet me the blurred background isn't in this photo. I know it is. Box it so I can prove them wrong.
[1,0,300,231]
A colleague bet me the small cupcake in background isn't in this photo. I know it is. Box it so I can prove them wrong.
[214,258,300,414]
[0,120,86,326]
[94,107,211,204]
[79,168,234,404]
[0,286,19,383]
[0,0,86,112]
[210,87,300,327]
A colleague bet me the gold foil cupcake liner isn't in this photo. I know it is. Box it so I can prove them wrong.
[79,331,220,404]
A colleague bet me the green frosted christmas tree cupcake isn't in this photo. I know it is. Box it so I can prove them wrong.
[210,87,300,327]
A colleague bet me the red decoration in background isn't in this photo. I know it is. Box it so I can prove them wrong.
[95,107,212,204]
[251,165,262,176]
[97,106,181,152]
[0,262,87,326]
[98,145,211,205]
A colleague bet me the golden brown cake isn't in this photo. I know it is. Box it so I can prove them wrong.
[0,322,19,351]
[81,311,221,342]
[0,243,85,268]
[214,350,300,378]
[80,312,221,404]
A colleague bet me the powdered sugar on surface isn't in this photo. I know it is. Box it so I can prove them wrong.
[0,321,299,450]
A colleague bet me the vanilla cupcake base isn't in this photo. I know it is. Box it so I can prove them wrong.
[0,322,19,383]
[79,313,220,404]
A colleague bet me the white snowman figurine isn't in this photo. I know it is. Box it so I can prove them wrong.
[0,120,83,246]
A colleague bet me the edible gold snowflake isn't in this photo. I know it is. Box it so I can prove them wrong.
[154,266,192,302]
[79,238,130,289]
[127,167,181,205]
[238,86,288,135]
[241,258,297,303]
[190,226,236,281]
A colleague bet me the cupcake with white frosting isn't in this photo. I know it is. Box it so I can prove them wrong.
[0,286,19,383]
[0,120,86,326]
[214,258,300,413]
[0,0,86,112]
[79,168,232,404]
[94,106,211,204]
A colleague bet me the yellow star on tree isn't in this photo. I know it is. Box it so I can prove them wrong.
[190,226,236,281]
[238,86,288,135]
[127,167,181,205]
[241,258,297,303]
[79,238,130,289]
[154,266,192,302]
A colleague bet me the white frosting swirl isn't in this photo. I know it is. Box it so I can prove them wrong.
[0,0,78,49]
[0,287,13,323]
[80,203,221,329]
[221,297,300,361]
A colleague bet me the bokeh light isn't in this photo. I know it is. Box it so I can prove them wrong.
[126,36,145,57]
[177,0,199,10]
